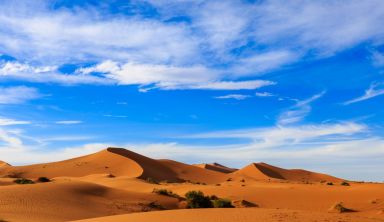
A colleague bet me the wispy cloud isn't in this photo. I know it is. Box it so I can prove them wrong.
[255,92,275,97]
[55,120,83,125]
[214,94,251,100]
[0,86,42,104]
[278,91,326,125]
[343,82,384,105]
[0,117,30,126]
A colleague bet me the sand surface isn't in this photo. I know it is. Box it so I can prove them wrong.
[0,147,382,222]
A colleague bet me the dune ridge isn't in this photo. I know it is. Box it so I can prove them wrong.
[232,162,342,182]
[194,162,237,174]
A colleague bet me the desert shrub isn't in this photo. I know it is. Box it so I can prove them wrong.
[330,202,355,213]
[226,178,232,182]
[341,181,350,186]
[145,177,159,184]
[240,179,245,182]
[185,190,213,208]
[210,195,218,200]
[326,182,334,186]
[152,188,180,198]
[212,198,234,208]
[14,178,34,184]
[139,201,165,212]
[215,183,221,186]
[37,177,51,182]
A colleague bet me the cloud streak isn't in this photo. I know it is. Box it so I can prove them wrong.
[343,83,384,105]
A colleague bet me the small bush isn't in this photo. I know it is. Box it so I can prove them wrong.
[330,202,355,213]
[185,190,213,208]
[212,198,234,208]
[341,181,350,186]
[14,178,34,184]
[37,177,51,182]
[240,179,245,182]
[226,178,232,182]
[327,182,334,186]
[152,188,180,198]
[146,177,159,184]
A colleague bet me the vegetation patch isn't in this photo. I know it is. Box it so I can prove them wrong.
[14,178,35,184]
[185,190,213,208]
[329,202,355,213]
[341,181,350,186]
[145,177,159,184]
[212,198,234,208]
[37,177,51,182]
[152,188,181,199]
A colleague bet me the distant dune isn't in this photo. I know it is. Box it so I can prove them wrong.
[194,162,238,173]
[232,162,342,182]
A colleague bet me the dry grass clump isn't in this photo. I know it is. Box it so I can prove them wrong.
[329,202,355,213]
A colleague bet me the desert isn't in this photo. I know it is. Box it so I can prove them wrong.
[0,148,382,222]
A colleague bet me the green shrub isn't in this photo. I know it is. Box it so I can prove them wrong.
[14,178,34,184]
[152,188,180,198]
[37,177,51,182]
[341,181,350,186]
[185,190,213,208]
[212,198,234,208]
[145,177,159,184]
[326,182,334,186]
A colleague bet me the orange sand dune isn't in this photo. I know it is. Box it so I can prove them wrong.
[73,208,381,222]
[232,162,342,182]
[0,148,228,184]
[0,180,179,222]
[0,161,10,168]
[158,159,228,184]
[194,162,237,173]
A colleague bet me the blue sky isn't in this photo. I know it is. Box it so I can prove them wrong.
[0,0,384,181]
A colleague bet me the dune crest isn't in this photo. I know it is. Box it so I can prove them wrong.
[194,162,237,174]
[232,162,342,182]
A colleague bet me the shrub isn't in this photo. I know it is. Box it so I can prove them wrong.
[326,182,334,186]
[14,178,34,184]
[152,188,180,198]
[145,177,159,184]
[185,190,213,208]
[341,181,350,186]
[330,202,355,213]
[212,198,234,208]
[37,177,51,182]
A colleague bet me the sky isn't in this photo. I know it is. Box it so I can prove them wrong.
[0,0,384,181]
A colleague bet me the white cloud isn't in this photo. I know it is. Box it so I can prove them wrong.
[343,82,384,105]
[55,120,83,125]
[255,92,274,97]
[79,61,275,91]
[0,86,42,104]
[371,50,384,66]
[0,61,110,85]
[0,117,30,126]
[278,91,326,125]
[214,94,251,100]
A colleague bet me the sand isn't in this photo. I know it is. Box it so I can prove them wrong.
[0,147,382,222]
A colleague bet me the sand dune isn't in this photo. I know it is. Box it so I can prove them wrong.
[232,162,342,182]
[0,180,179,222]
[194,162,237,174]
[0,161,10,168]
[0,148,227,184]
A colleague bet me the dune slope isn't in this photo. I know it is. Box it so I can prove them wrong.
[233,162,342,182]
